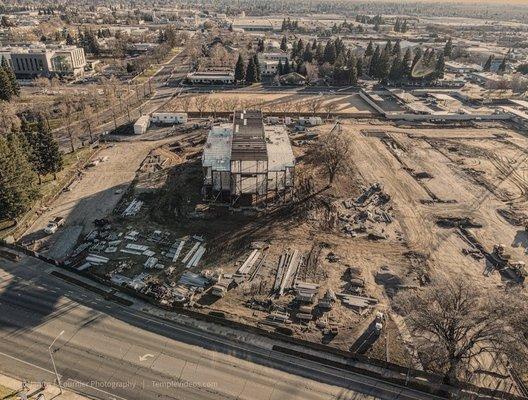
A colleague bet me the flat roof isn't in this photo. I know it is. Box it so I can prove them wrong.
[265,126,295,172]
[231,110,268,161]
[202,124,232,171]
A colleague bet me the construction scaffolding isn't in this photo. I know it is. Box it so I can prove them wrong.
[202,110,295,208]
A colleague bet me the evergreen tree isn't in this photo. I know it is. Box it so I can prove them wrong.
[394,18,401,32]
[277,60,283,76]
[393,39,401,56]
[348,65,358,85]
[402,48,413,78]
[257,39,264,52]
[234,54,245,82]
[369,45,381,77]
[35,115,63,180]
[498,57,507,73]
[280,36,288,52]
[444,38,453,58]
[384,40,393,56]
[0,67,13,101]
[323,41,337,64]
[302,46,313,63]
[411,47,423,75]
[66,32,75,45]
[356,56,364,77]
[389,55,402,82]
[483,55,494,72]
[378,46,391,81]
[1,57,19,97]
[245,57,258,84]
[253,54,261,82]
[283,58,291,74]
[401,20,409,32]
[315,43,324,63]
[434,52,445,80]
[0,133,39,220]
[365,41,374,57]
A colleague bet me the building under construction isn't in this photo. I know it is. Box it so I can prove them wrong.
[202,110,295,207]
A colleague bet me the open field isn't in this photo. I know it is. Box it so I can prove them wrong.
[22,117,528,395]
[161,92,376,116]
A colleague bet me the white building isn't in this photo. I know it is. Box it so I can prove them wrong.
[257,51,290,76]
[186,70,235,84]
[0,45,86,77]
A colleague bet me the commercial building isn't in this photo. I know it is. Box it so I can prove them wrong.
[0,45,86,78]
[186,70,235,84]
[202,110,295,208]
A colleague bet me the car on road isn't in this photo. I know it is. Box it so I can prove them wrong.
[44,217,65,235]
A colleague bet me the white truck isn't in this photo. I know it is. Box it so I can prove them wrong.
[44,217,65,235]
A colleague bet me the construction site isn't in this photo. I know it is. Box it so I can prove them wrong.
[25,112,528,396]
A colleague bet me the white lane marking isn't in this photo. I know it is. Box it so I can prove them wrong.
[0,350,127,400]
[139,353,154,362]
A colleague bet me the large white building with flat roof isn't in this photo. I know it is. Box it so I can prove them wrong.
[0,45,86,78]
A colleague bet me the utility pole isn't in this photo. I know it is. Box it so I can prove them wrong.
[49,330,65,394]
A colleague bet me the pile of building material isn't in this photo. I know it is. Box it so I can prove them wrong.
[337,293,378,315]
[294,281,319,303]
[181,241,206,269]
[318,289,337,310]
[166,240,186,262]
[336,183,393,238]
[273,249,303,296]
[122,199,144,217]
[178,271,211,289]
[233,249,264,283]
[211,279,230,297]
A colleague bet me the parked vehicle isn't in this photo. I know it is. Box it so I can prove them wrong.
[44,217,65,234]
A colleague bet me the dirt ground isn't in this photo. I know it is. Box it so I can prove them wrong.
[161,92,375,116]
[21,138,177,260]
[33,117,528,394]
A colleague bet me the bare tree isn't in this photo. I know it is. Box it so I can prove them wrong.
[307,97,323,116]
[293,100,305,117]
[323,100,334,120]
[194,96,210,118]
[208,97,222,117]
[179,96,193,113]
[59,96,77,153]
[309,123,350,186]
[396,278,528,386]
[223,97,239,113]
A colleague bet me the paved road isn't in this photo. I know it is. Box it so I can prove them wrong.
[0,256,442,400]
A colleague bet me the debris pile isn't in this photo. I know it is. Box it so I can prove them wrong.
[336,183,394,239]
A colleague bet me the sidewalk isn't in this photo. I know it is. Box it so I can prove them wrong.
[0,374,90,400]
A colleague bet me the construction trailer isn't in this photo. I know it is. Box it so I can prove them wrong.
[202,110,295,208]
[133,115,150,135]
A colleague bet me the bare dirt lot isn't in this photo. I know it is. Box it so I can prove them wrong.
[161,92,376,116]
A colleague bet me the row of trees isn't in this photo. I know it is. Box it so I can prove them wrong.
[0,114,63,221]
[234,54,262,84]
[281,36,445,85]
